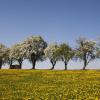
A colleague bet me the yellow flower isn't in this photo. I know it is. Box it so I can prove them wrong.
[95,97,99,100]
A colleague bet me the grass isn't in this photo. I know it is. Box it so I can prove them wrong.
[0,69,100,100]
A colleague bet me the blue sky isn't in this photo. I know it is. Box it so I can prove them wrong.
[0,0,100,69]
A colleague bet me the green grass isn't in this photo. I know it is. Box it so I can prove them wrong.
[0,70,100,100]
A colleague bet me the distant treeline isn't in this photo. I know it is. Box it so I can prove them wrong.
[0,36,100,70]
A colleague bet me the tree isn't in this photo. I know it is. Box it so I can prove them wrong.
[0,43,9,69]
[75,37,96,70]
[44,44,59,70]
[58,43,74,70]
[95,38,100,59]
[22,36,47,69]
[9,43,25,69]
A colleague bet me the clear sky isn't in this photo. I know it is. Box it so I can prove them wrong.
[0,0,100,69]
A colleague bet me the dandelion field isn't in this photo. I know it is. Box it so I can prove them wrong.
[0,70,100,100]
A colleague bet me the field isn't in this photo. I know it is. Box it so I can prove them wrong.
[0,70,100,100]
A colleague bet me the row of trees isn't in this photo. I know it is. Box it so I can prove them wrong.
[0,36,100,70]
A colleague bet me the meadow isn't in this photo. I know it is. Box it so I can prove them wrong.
[0,70,100,100]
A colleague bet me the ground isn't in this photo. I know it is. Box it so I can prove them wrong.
[0,69,100,100]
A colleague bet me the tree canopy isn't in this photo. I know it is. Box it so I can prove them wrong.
[9,43,25,69]
[58,43,74,70]
[22,36,47,69]
[44,44,59,70]
[0,36,100,70]
[0,43,9,69]
[75,37,96,70]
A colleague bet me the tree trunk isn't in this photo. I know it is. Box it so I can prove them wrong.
[31,53,37,69]
[83,54,87,70]
[64,61,68,70]
[83,60,87,70]
[0,60,2,69]
[32,59,36,69]
[18,59,22,69]
[51,64,55,70]
[9,59,13,69]
[50,59,56,70]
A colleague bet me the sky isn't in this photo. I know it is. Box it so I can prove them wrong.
[0,0,100,69]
